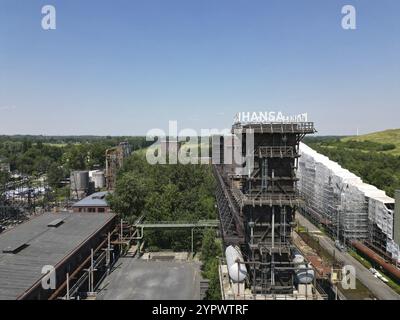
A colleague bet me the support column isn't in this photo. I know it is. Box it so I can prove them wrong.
[191,228,194,256]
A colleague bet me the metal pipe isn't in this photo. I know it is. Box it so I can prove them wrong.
[90,248,94,293]
[351,240,400,281]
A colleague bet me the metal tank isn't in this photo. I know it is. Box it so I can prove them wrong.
[295,263,315,284]
[291,249,314,284]
[92,171,105,189]
[225,245,248,283]
[292,249,305,265]
[70,171,89,191]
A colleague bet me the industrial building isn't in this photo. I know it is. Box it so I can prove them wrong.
[297,143,400,263]
[0,212,117,300]
[72,191,111,213]
[213,118,323,299]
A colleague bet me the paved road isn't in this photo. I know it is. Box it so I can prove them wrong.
[297,213,400,300]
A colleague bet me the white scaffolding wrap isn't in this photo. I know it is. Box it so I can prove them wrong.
[298,143,399,261]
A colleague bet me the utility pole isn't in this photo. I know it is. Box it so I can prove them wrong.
[66,273,70,300]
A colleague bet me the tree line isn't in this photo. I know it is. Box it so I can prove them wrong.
[0,136,151,184]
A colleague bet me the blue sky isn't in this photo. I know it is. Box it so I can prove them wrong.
[0,0,399,135]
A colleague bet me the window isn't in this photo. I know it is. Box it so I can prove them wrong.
[98,208,105,213]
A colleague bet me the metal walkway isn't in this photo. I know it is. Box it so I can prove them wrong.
[134,220,219,229]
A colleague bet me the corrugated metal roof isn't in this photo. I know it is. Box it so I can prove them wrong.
[71,191,110,207]
[0,212,115,300]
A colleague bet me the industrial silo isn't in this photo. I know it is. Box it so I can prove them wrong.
[70,171,89,199]
[92,171,106,189]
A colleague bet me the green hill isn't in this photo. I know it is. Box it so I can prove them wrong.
[342,129,400,155]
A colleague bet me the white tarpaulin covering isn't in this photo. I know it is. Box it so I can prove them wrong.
[298,143,399,261]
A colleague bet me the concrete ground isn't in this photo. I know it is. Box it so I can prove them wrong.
[97,257,201,300]
[297,213,400,300]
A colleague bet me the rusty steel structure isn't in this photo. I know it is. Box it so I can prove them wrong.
[213,121,315,295]
[105,142,131,191]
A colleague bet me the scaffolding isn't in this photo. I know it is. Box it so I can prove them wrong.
[297,143,398,261]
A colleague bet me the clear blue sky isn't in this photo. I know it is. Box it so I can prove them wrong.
[0,0,399,136]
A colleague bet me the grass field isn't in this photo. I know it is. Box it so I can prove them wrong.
[342,129,400,155]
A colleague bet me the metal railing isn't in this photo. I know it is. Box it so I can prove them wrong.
[134,219,219,228]
[257,146,297,158]
[231,187,302,207]
[232,122,315,133]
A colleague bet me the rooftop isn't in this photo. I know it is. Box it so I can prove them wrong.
[0,212,115,300]
[72,191,110,208]
[97,258,201,300]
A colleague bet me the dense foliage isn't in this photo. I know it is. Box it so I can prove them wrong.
[305,137,400,197]
[201,229,222,300]
[108,152,217,250]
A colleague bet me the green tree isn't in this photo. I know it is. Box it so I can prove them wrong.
[203,259,222,300]
[107,172,148,222]
[201,229,222,300]
[201,229,220,264]
[47,163,66,188]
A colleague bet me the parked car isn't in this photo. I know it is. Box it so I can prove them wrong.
[369,268,377,274]
[335,240,346,252]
